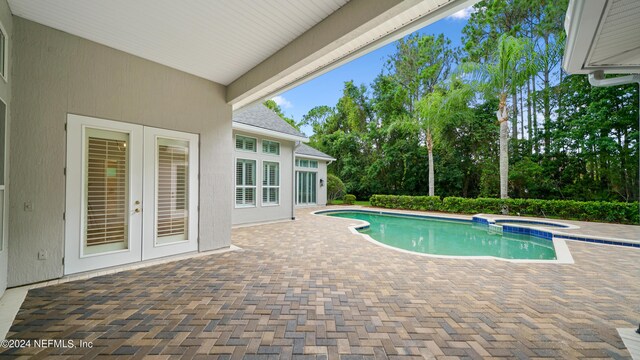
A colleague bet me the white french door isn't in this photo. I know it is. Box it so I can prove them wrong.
[142,128,198,259]
[65,115,198,275]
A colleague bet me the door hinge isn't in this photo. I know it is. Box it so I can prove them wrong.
[64,123,67,131]
[62,257,64,265]
[63,212,65,220]
[63,167,66,176]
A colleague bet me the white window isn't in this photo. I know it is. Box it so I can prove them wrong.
[262,140,280,155]
[296,159,318,168]
[262,161,279,205]
[236,159,256,207]
[235,135,256,152]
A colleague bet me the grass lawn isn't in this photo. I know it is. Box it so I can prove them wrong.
[328,199,371,206]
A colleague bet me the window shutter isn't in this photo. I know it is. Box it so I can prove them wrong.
[156,143,188,239]
[245,139,255,152]
[86,136,128,247]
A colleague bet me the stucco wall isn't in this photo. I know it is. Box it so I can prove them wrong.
[0,0,11,297]
[232,130,295,225]
[9,17,232,287]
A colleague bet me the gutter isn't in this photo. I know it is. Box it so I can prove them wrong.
[588,70,640,87]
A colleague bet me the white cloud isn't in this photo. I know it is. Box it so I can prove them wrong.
[448,6,475,20]
[271,95,293,109]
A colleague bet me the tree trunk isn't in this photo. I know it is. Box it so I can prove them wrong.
[497,93,509,199]
[512,92,518,141]
[519,85,525,142]
[427,129,435,197]
[527,76,532,153]
[543,34,551,152]
[532,76,539,154]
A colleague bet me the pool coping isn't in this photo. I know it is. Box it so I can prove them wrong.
[313,208,579,264]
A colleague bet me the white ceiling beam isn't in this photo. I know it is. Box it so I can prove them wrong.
[226,0,477,109]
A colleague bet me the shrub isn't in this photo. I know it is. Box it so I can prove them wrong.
[368,194,639,224]
[343,194,356,205]
[327,174,346,203]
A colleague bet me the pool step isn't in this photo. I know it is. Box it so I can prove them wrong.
[488,224,503,234]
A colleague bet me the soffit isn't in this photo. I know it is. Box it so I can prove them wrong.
[563,0,640,74]
[7,0,348,85]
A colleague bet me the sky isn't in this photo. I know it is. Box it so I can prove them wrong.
[271,7,474,136]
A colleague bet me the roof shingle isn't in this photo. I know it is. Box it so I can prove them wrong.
[233,104,306,138]
[295,143,335,160]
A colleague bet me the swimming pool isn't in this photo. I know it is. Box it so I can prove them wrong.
[323,210,557,260]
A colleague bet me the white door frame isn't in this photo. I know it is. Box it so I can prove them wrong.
[65,114,143,275]
[142,127,199,260]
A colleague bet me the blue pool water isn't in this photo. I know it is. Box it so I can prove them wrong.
[324,211,557,260]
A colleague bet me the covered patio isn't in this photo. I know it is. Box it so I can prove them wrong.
[2,208,638,358]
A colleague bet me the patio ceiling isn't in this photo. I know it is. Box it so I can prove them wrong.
[563,0,640,74]
[7,0,477,108]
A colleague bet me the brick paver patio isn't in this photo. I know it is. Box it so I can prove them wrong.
[2,207,639,359]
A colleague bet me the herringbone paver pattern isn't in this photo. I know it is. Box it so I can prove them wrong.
[2,207,639,359]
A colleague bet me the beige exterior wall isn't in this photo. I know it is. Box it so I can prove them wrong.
[0,0,11,297]
[232,130,295,225]
[8,17,232,287]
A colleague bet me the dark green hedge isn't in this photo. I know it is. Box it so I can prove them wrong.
[369,195,639,224]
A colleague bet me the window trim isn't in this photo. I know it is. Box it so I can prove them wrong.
[235,157,257,208]
[261,139,281,156]
[0,20,7,83]
[235,134,257,153]
[261,160,280,207]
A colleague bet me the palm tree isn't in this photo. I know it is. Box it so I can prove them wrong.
[417,82,473,196]
[459,35,537,200]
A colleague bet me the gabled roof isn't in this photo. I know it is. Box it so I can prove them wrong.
[295,143,336,161]
[233,104,307,141]
[563,0,640,74]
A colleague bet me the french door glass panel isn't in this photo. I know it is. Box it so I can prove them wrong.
[84,129,130,255]
[156,138,189,244]
[142,128,199,260]
[296,171,317,205]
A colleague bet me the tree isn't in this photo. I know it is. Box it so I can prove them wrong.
[417,82,474,196]
[386,33,457,116]
[459,34,538,199]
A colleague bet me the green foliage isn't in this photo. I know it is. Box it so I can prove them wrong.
[300,0,638,209]
[343,194,357,205]
[327,174,346,203]
[369,195,639,224]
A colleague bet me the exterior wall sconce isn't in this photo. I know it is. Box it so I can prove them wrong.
[320,178,324,187]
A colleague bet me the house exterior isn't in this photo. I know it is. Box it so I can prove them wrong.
[294,143,335,208]
[232,104,334,225]
[0,0,475,298]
